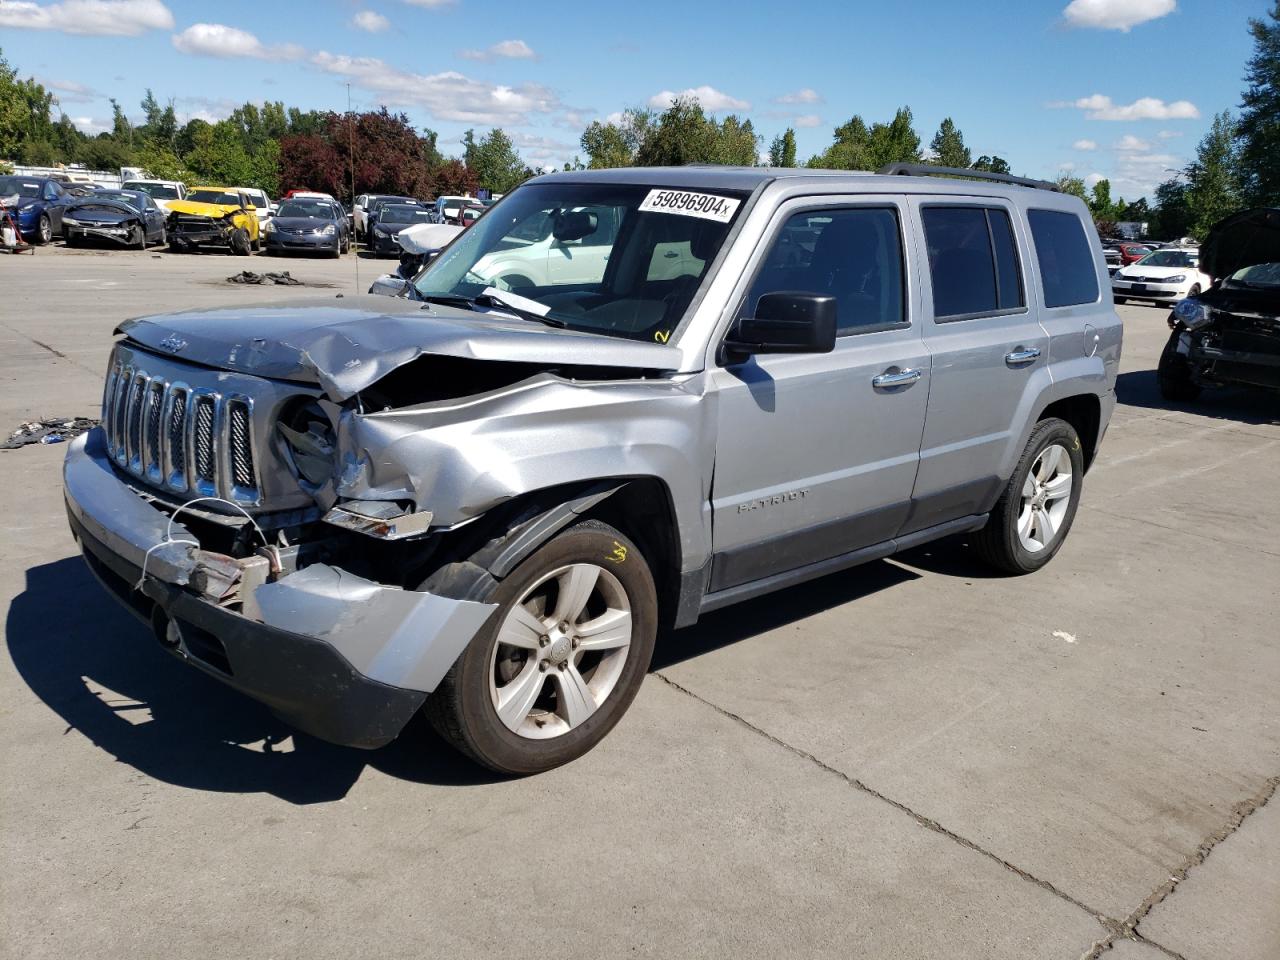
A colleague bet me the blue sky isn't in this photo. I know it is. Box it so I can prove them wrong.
[0,0,1266,199]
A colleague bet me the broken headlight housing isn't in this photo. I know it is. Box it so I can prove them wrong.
[275,398,337,489]
[1173,298,1212,331]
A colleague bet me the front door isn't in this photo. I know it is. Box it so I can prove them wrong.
[708,197,930,593]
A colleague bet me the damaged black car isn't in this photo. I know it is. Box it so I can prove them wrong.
[62,189,167,249]
[1159,208,1280,401]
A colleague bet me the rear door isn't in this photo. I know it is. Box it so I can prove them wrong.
[905,197,1048,532]
[708,196,930,592]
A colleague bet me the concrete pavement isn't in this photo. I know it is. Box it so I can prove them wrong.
[1,246,1276,959]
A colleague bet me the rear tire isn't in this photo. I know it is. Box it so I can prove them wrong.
[973,418,1084,575]
[1157,329,1202,401]
[424,519,657,775]
[36,213,52,245]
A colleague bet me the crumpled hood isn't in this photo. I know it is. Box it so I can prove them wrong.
[116,295,683,401]
[66,200,139,222]
[167,199,240,219]
[1200,207,1280,280]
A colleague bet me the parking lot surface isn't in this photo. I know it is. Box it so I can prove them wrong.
[2,246,1277,959]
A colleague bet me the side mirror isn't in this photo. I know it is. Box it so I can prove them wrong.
[553,209,598,243]
[722,292,837,363]
[368,275,411,298]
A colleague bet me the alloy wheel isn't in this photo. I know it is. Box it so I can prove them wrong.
[488,562,633,740]
[1016,443,1073,553]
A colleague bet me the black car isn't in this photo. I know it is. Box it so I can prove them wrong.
[62,189,167,248]
[1159,207,1280,400]
[367,203,436,257]
[262,198,350,257]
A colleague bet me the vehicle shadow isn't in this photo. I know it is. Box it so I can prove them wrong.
[653,557,922,670]
[1116,369,1279,425]
[5,557,504,804]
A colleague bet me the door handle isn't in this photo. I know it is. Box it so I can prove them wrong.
[664,251,678,258]
[1005,347,1041,365]
[871,368,922,388]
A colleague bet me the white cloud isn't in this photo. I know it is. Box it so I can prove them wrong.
[172,23,304,60]
[1085,172,1106,188]
[351,10,390,32]
[648,86,750,112]
[311,51,562,124]
[774,88,822,105]
[0,0,172,35]
[70,115,111,134]
[401,0,454,6]
[460,39,536,61]
[604,111,626,126]
[1055,93,1199,121]
[1157,129,1182,139]
[172,95,236,124]
[38,77,99,104]
[1073,139,1098,150]
[1058,161,1077,172]
[1062,0,1175,32]
[1115,134,1151,152]
[793,114,822,128]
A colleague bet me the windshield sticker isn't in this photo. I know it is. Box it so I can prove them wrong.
[639,189,739,223]
[653,330,671,343]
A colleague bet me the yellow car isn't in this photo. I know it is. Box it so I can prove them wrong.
[166,186,262,255]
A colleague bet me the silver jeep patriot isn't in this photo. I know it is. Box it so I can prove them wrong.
[64,165,1122,773]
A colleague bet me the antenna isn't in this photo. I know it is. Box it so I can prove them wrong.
[348,83,359,293]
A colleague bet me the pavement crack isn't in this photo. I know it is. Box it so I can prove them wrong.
[0,320,100,375]
[653,671,1118,932]
[1080,774,1279,960]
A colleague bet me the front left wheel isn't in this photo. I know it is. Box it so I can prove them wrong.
[424,519,657,775]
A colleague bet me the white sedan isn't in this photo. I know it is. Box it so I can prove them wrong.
[1112,248,1212,305]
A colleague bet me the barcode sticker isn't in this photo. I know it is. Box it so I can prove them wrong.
[638,189,740,223]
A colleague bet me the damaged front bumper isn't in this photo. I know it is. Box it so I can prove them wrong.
[63,428,496,749]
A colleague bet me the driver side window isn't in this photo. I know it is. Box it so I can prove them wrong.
[745,207,907,335]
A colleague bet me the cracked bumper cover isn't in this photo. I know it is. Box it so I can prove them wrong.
[63,428,496,749]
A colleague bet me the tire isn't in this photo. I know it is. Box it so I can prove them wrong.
[229,227,251,256]
[65,232,80,248]
[973,418,1084,575]
[425,519,657,775]
[1157,329,1202,402]
[1113,296,1126,305]
[130,224,146,249]
[251,233,261,252]
[36,213,52,245]
[168,238,188,253]
[498,273,535,291]
[158,225,166,246]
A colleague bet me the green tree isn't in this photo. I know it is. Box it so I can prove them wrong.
[139,88,176,149]
[635,97,717,166]
[972,155,1011,174]
[467,128,527,193]
[1183,111,1243,238]
[768,128,797,167]
[109,97,133,147]
[184,120,255,185]
[1055,173,1088,200]
[712,114,760,166]
[1238,2,1280,205]
[808,108,920,170]
[134,141,190,182]
[420,126,444,171]
[581,119,635,168]
[929,117,971,168]
[1150,178,1192,239]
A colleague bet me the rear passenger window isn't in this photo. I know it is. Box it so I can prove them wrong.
[922,206,1026,320]
[745,207,905,335]
[1027,209,1100,307]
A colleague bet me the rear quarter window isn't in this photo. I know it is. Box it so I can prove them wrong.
[1027,209,1100,308]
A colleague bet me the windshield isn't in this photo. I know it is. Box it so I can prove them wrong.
[1227,262,1280,287]
[277,199,335,218]
[188,189,241,205]
[124,181,179,200]
[1138,249,1198,268]
[414,182,747,342]
[0,177,43,199]
[381,204,434,224]
[91,191,143,210]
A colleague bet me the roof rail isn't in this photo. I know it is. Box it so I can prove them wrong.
[877,163,1060,192]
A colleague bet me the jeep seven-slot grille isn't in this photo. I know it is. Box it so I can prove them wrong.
[102,359,259,504]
